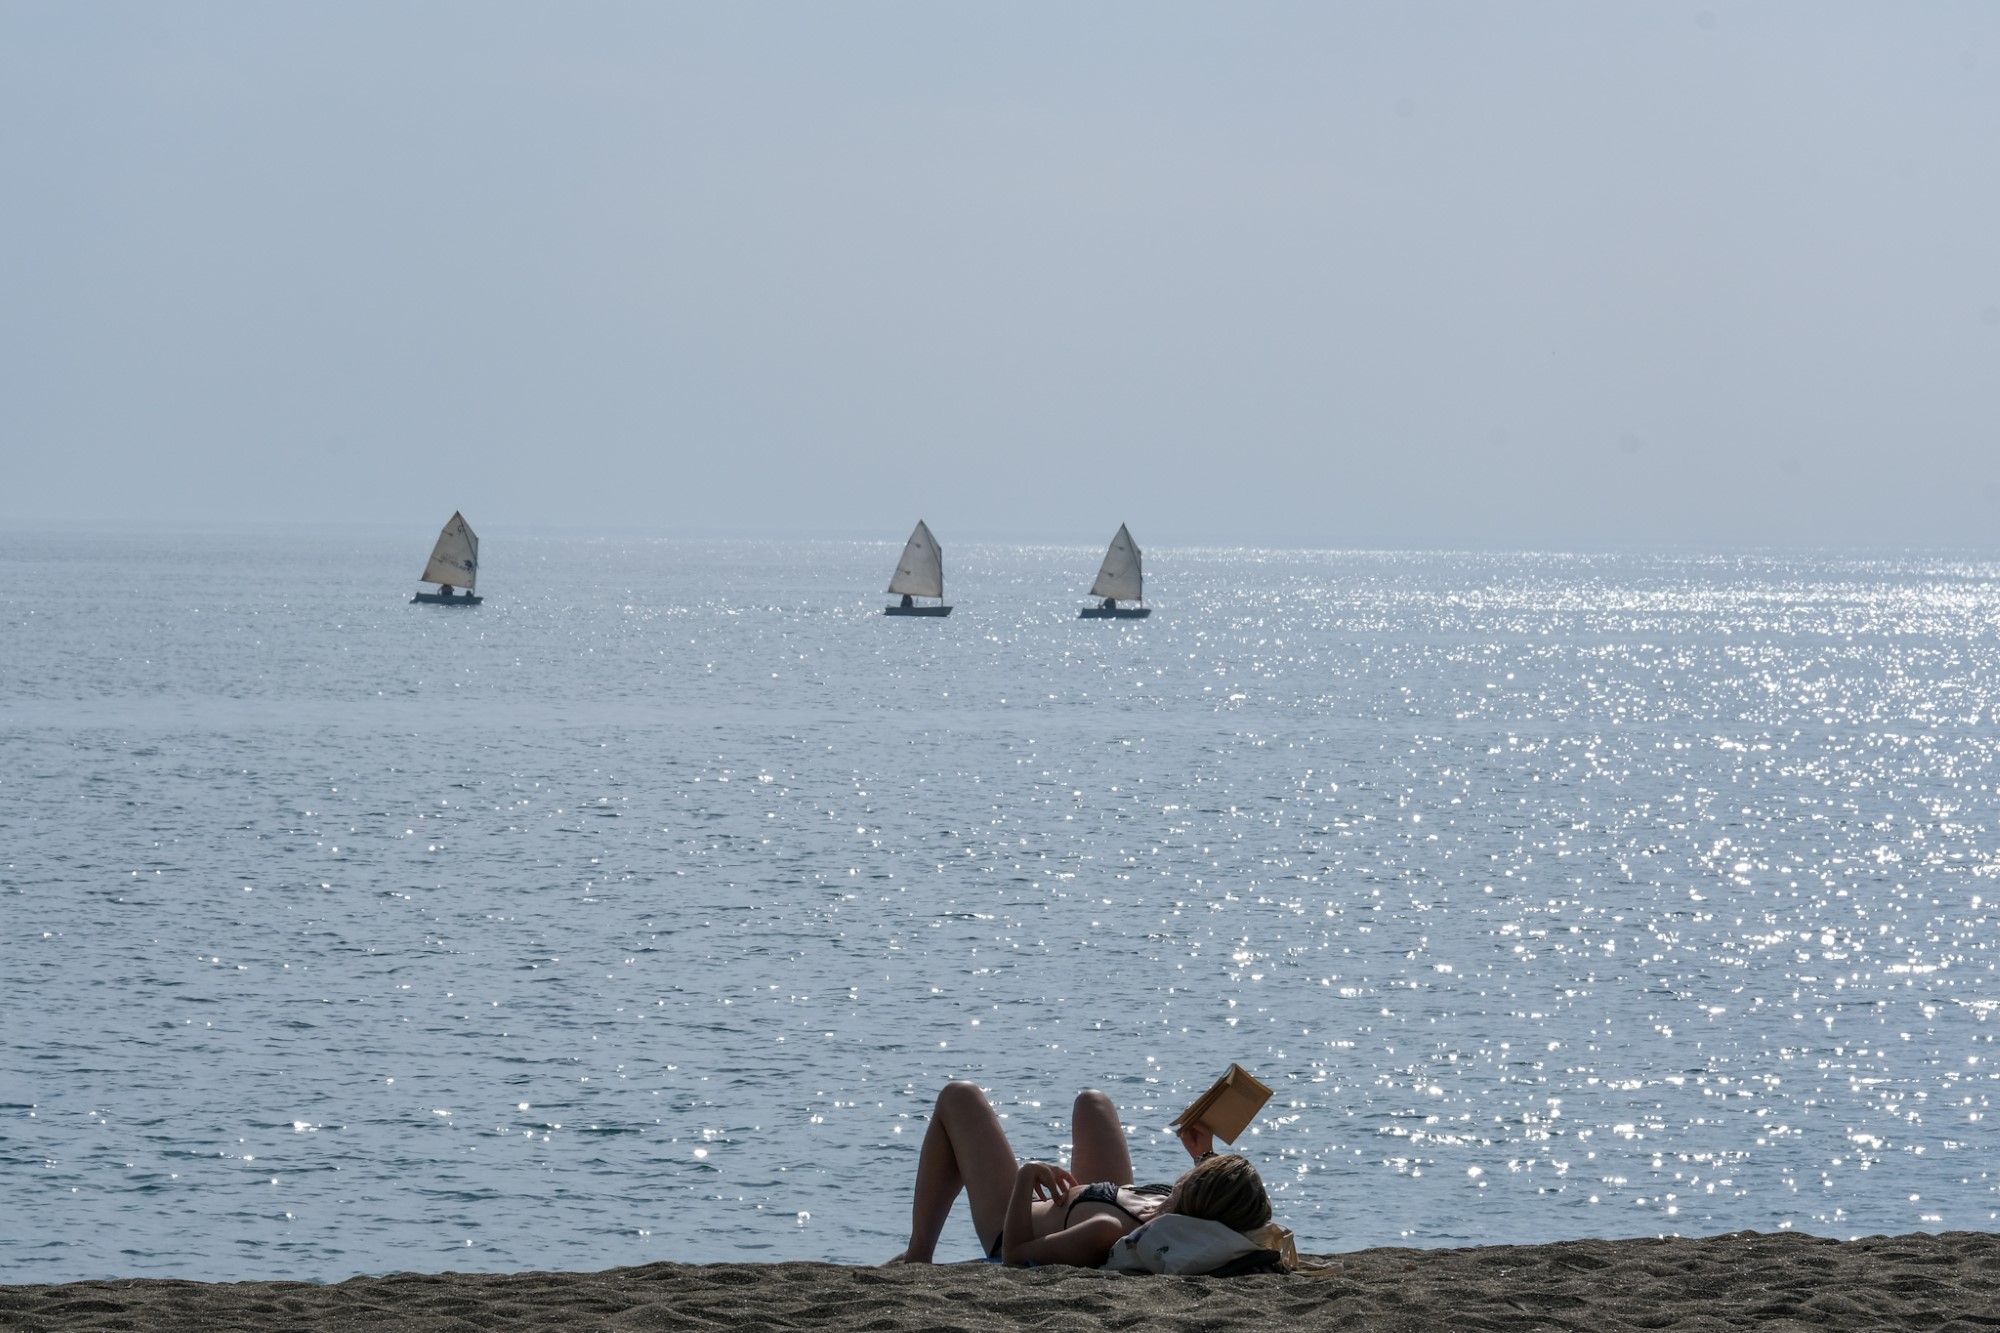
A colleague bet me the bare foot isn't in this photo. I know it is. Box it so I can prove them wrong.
[883,1249,932,1265]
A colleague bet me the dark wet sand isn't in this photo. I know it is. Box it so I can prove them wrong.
[3,1230,1996,1331]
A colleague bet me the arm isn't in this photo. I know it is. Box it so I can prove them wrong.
[1006,1214,1128,1268]
[1002,1162,1128,1268]
[1176,1122,1215,1161]
[999,1161,1070,1265]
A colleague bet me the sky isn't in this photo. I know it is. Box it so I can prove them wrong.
[2,2,1995,549]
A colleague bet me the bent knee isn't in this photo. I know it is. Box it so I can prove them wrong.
[938,1080,987,1110]
[1073,1088,1116,1117]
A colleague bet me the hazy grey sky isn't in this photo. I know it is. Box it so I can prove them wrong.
[3,2,1995,547]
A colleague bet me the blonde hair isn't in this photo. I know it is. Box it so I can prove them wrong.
[1169,1154,1272,1233]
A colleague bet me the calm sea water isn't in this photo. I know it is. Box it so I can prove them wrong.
[3,528,1997,1282]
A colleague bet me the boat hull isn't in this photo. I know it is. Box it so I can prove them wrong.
[412,592,482,605]
[885,605,953,616]
[1079,606,1151,618]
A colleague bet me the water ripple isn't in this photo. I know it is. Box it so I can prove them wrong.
[1,533,1997,1279]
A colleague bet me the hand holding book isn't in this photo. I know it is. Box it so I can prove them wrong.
[1175,1121,1216,1160]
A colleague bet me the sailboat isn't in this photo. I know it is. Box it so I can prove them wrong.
[1078,523,1151,618]
[410,511,482,605]
[884,520,951,616]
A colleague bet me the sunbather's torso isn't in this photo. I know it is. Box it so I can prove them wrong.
[1015,1182,1170,1243]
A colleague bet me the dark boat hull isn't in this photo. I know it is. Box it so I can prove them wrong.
[885,605,952,616]
[1079,606,1151,618]
[412,592,482,605]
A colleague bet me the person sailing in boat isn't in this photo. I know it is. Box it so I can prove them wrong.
[900,593,915,609]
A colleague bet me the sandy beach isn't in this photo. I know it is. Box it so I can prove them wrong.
[3,1230,1995,1332]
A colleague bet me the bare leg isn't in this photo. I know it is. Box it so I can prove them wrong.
[889,1081,1019,1263]
[1069,1089,1135,1187]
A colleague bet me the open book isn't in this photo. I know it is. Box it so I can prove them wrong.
[1169,1063,1272,1144]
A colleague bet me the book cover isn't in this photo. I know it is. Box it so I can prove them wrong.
[1170,1063,1273,1144]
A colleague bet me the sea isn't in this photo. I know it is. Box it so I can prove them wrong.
[3,527,1996,1282]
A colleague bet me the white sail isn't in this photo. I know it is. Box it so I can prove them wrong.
[420,511,479,591]
[886,520,944,599]
[1089,523,1143,602]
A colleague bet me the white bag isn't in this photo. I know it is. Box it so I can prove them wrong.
[1102,1214,1264,1275]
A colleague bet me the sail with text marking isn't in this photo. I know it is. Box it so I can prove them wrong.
[420,512,479,592]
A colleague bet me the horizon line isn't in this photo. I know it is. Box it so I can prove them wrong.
[3,515,1999,562]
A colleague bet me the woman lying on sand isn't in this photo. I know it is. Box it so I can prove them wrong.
[888,1080,1271,1268]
